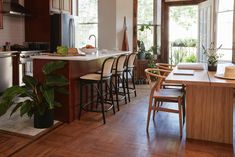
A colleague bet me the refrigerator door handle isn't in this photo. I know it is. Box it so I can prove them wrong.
[69,18,75,48]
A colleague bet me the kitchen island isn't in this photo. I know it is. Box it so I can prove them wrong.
[31,50,130,123]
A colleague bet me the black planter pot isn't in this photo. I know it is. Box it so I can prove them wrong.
[208,65,217,71]
[34,110,54,129]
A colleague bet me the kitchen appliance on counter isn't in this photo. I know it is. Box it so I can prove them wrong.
[50,13,79,52]
[0,52,13,93]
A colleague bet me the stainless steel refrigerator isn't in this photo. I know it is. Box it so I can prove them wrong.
[50,13,77,52]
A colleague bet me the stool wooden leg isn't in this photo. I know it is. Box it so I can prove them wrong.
[131,69,137,97]
[121,73,127,104]
[108,79,115,114]
[78,82,83,120]
[100,81,106,124]
[114,75,120,111]
[125,70,131,102]
[90,84,94,111]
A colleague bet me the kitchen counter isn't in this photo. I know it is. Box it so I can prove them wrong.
[31,50,130,61]
[0,51,19,55]
[33,50,131,123]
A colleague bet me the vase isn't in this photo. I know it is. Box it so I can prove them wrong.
[208,65,217,71]
[34,110,54,128]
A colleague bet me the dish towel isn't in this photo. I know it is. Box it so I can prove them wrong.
[177,63,205,70]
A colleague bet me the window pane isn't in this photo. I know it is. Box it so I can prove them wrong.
[218,0,234,12]
[138,0,153,24]
[78,0,98,23]
[217,11,233,49]
[217,49,232,62]
[137,25,154,50]
[75,24,98,48]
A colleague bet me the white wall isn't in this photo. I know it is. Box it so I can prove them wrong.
[116,0,133,51]
[0,0,25,46]
[98,0,133,51]
[98,0,117,50]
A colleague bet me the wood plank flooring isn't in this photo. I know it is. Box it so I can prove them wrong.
[0,85,234,157]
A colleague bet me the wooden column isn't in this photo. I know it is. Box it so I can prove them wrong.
[233,0,235,64]
[133,0,137,52]
[0,0,3,29]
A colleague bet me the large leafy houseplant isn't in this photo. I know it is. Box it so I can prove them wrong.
[0,61,68,128]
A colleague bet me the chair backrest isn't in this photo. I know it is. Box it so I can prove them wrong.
[145,68,171,94]
[156,63,175,76]
[101,57,115,78]
[156,63,175,71]
[115,54,128,72]
[126,52,137,68]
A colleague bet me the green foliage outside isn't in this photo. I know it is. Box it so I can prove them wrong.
[170,6,197,30]
[169,47,197,65]
[172,39,197,47]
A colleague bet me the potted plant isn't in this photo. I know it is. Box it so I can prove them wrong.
[137,24,151,60]
[202,42,222,71]
[137,40,146,59]
[0,61,69,128]
[148,45,160,60]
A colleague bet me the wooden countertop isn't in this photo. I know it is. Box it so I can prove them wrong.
[31,50,130,61]
[165,64,235,87]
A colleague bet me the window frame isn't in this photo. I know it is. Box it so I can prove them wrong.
[215,0,234,62]
[136,0,161,53]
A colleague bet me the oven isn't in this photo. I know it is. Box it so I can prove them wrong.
[19,51,40,85]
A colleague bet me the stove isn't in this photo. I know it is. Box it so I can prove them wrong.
[19,50,41,85]
[10,42,49,85]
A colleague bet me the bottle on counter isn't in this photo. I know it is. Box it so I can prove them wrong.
[5,42,11,51]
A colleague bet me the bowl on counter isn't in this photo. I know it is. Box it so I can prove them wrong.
[79,48,97,54]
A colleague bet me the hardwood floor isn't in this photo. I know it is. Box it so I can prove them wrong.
[0,85,234,157]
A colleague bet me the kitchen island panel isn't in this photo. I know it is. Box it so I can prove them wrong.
[33,59,104,123]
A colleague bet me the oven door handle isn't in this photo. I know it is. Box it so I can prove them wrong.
[0,55,15,58]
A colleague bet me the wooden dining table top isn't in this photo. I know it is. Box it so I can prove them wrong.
[165,65,235,88]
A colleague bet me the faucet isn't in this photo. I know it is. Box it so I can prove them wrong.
[88,34,97,48]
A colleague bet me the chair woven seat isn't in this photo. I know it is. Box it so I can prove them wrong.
[80,73,110,81]
[154,88,183,100]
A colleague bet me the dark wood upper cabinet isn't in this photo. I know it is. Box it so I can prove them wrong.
[0,0,3,29]
[50,0,72,14]
[25,0,72,42]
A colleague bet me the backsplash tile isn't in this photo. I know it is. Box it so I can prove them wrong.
[0,16,25,47]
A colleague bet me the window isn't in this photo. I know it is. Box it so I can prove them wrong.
[137,0,161,51]
[75,0,98,48]
[216,0,234,62]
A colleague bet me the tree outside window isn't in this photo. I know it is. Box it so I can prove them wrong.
[75,0,98,48]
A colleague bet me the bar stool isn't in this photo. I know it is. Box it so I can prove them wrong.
[124,52,137,102]
[112,54,128,111]
[78,57,115,124]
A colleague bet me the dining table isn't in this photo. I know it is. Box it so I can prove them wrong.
[165,64,235,144]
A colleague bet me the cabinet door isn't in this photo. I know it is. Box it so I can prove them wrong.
[50,0,61,13]
[61,0,72,14]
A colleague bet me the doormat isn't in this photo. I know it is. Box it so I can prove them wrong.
[0,107,62,138]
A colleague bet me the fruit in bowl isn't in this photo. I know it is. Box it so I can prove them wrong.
[57,46,68,56]
[80,44,97,54]
[85,44,95,49]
